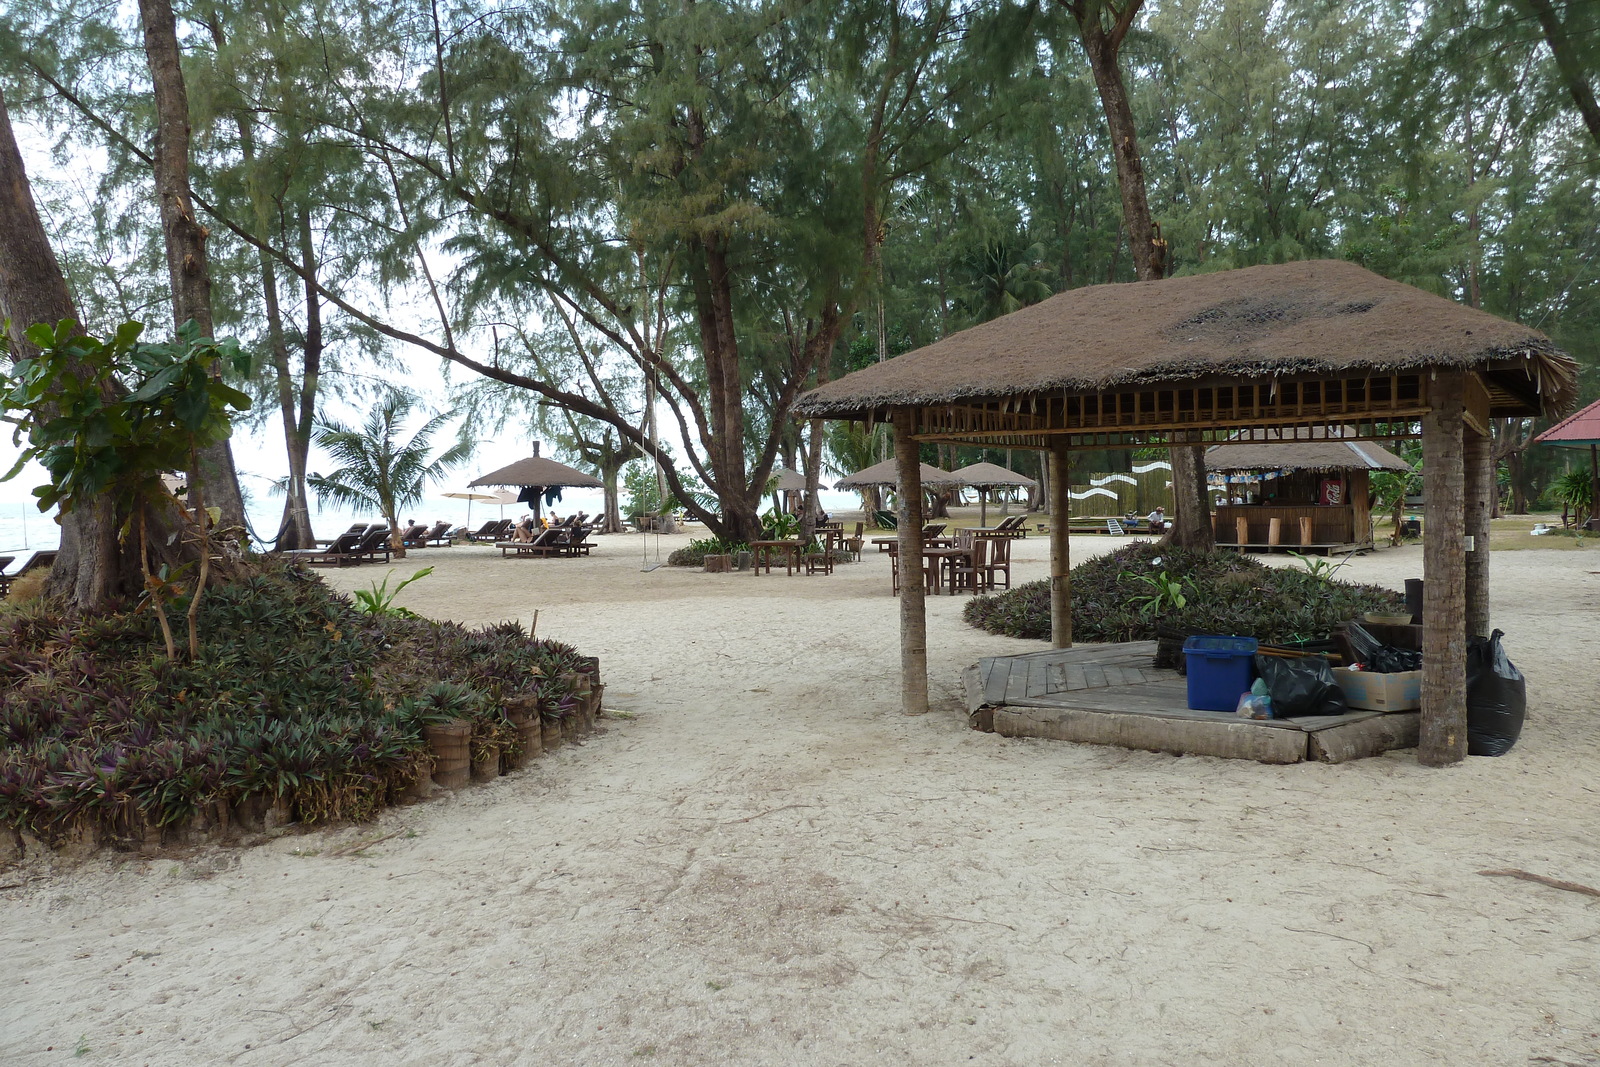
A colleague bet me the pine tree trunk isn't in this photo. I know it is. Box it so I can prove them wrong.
[0,88,135,610]
[139,0,247,532]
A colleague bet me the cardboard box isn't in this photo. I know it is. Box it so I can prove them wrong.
[1333,667,1422,712]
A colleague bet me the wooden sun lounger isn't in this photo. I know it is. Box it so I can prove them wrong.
[469,519,513,543]
[283,525,391,566]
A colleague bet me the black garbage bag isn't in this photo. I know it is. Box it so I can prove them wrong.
[1344,621,1423,673]
[1467,630,1526,756]
[1254,655,1349,717]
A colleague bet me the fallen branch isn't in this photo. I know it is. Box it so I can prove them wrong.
[327,830,406,858]
[1478,869,1600,899]
[1284,926,1375,954]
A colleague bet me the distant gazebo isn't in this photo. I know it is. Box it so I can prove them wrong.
[794,260,1577,766]
[1206,427,1413,552]
[1534,396,1600,527]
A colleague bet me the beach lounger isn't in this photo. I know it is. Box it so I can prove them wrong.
[468,519,513,543]
[497,526,561,557]
[396,523,429,547]
[417,521,454,546]
[282,524,389,567]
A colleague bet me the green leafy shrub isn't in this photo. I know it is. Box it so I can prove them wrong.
[0,562,592,844]
[668,536,751,567]
[963,542,1405,643]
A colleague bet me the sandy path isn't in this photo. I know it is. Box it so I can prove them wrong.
[3,523,1598,1065]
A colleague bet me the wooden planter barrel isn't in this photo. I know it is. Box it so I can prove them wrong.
[542,717,564,752]
[470,740,501,783]
[424,720,472,790]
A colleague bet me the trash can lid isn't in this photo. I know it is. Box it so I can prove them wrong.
[1182,635,1259,655]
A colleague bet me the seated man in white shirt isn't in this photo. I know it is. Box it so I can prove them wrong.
[1146,506,1167,533]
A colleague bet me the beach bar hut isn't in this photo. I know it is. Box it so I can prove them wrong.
[1206,427,1413,552]
[792,260,1576,766]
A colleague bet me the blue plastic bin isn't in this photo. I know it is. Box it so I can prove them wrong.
[1183,635,1259,712]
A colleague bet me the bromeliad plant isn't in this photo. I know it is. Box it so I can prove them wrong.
[0,319,252,658]
[1129,569,1190,617]
[353,567,433,617]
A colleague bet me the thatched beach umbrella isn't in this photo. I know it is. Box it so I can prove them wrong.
[834,459,964,489]
[949,461,1038,527]
[836,459,965,518]
[771,466,809,492]
[470,452,603,523]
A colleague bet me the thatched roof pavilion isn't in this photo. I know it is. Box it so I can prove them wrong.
[793,260,1577,766]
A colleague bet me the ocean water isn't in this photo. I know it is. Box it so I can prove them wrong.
[0,490,611,558]
[0,486,864,558]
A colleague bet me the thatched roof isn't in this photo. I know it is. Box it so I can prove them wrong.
[469,456,603,489]
[835,460,964,489]
[949,461,1039,488]
[1535,396,1600,447]
[770,466,809,492]
[1206,426,1412,474]
[793,260,1576,420]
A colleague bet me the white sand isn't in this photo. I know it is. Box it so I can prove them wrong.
[3,521,1598,1065]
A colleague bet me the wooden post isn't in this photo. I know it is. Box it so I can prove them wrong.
[1299,515,1313,546]
[893,411,928,715]
[1464,424,1493,637]
[1049,441,1072,648]
[1420,372,1468,767]
[1235,516,1249,545]
[1267,516,1282,548]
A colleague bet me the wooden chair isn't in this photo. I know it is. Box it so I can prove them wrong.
[888,547,936,596]
[844,522,865,561]
[951,538,989,594]
[982,535,1013,589]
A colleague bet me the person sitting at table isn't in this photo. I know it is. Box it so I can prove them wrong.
[1146,506,1167,533]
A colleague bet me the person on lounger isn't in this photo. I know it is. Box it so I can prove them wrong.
[513,515,535,542]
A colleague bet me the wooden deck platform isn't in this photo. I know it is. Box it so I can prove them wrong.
[962,642,1417,764]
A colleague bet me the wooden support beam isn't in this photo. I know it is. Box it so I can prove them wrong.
[1465,424,1493,638]
[1050,441,1072,648]
[893,411,928,716]
[1420,372,1468,766]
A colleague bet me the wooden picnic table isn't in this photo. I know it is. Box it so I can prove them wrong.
[750,539,803,575]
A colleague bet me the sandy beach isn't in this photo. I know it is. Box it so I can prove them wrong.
[3,518,1598,1065]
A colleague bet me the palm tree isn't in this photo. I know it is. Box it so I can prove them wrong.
[309,391,472,557]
